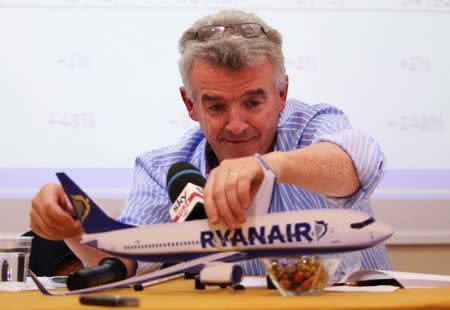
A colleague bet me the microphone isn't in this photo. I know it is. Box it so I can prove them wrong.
[166,162,207,223]
[66,257,127,291]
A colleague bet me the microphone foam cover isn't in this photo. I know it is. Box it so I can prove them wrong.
[166,162,206,202]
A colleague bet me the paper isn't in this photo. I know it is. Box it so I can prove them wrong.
[346,269,450,289]
[0,276,66,292]
[325,285,399,292]
[240,276,268,287]
[247,156,276,216]
[239,277,400,292]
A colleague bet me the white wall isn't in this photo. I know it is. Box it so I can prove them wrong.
[1,1,449,239]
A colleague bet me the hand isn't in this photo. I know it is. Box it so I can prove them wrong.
[204,156,264,229]
[30,183,83,240]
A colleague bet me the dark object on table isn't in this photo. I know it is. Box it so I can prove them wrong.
[67,257,127,291]
[23,231,82,276]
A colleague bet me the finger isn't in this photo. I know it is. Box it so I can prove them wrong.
[236,174,252,210]
[30,208,61,240]
[30,196,68,239]
[30,207,51,239]
[225,172,246,223]
[249,172,265,203]
[213,169,237,229]
[49,185,82,228]
[33,204,81,239]
[58,187,78,217]
[240,159,265,208]
[30,187,82,239]
[30,206,80,240]
[44,200,83,234]
[204,171,219,224]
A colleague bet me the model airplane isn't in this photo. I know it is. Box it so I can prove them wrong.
[30,172,393,296]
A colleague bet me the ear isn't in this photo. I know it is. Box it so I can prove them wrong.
[180,86,199,121]
[278,75,289,111]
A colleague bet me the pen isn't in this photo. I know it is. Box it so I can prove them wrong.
[50,276,67,284]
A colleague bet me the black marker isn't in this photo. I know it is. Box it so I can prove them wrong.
[334,278,401,287]
[79,295,139,307]
[347,278,401,287]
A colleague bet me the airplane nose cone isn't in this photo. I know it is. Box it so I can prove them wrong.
[372,222,393,243]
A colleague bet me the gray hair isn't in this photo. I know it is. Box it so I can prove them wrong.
[178,10,285,99]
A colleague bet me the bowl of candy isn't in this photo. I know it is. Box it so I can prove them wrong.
[261,255,341,296]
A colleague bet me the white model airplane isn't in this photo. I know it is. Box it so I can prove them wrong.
[30,172,393,296]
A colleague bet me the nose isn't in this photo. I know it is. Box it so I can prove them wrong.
[225,108,249,136]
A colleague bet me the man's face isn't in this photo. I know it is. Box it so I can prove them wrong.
[181,59,288,161]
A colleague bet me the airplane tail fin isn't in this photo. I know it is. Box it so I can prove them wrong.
[56,172,134,234]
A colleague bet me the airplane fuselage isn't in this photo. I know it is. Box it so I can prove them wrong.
[82,209,392,262]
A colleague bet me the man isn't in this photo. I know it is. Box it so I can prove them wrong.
[30,10,390,278]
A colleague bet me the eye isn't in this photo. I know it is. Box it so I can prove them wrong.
[245,100,263,109]
[207,104,225,113]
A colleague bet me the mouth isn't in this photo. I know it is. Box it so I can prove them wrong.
[224,139,253,145]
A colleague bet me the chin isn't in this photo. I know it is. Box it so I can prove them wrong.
[216,141,264,160]
[222,149,258,160]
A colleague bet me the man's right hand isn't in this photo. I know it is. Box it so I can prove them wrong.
[30,184,83,240]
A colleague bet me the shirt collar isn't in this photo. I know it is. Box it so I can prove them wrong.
[204,142,219,175]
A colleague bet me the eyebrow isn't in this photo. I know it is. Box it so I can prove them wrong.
[241,89,267,99]
[201,94,223,104]
[201,89,267,104]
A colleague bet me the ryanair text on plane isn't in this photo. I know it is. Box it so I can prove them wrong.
[200,222,329,248]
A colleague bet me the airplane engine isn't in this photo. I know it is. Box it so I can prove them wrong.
[199,262,243,285]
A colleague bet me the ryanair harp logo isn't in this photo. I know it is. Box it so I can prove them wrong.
[314,220,328,241]
[70,194,91,223]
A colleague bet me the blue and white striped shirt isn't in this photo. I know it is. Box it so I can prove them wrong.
[118,99,391,277]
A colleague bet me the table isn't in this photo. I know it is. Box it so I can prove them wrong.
[1,279,450,309]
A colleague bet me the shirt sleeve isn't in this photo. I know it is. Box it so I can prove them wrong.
[308,112,386,208]
[116,156,171,275]
[117,156,172,226]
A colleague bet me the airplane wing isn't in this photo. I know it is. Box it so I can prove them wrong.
[29,251,246,296]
